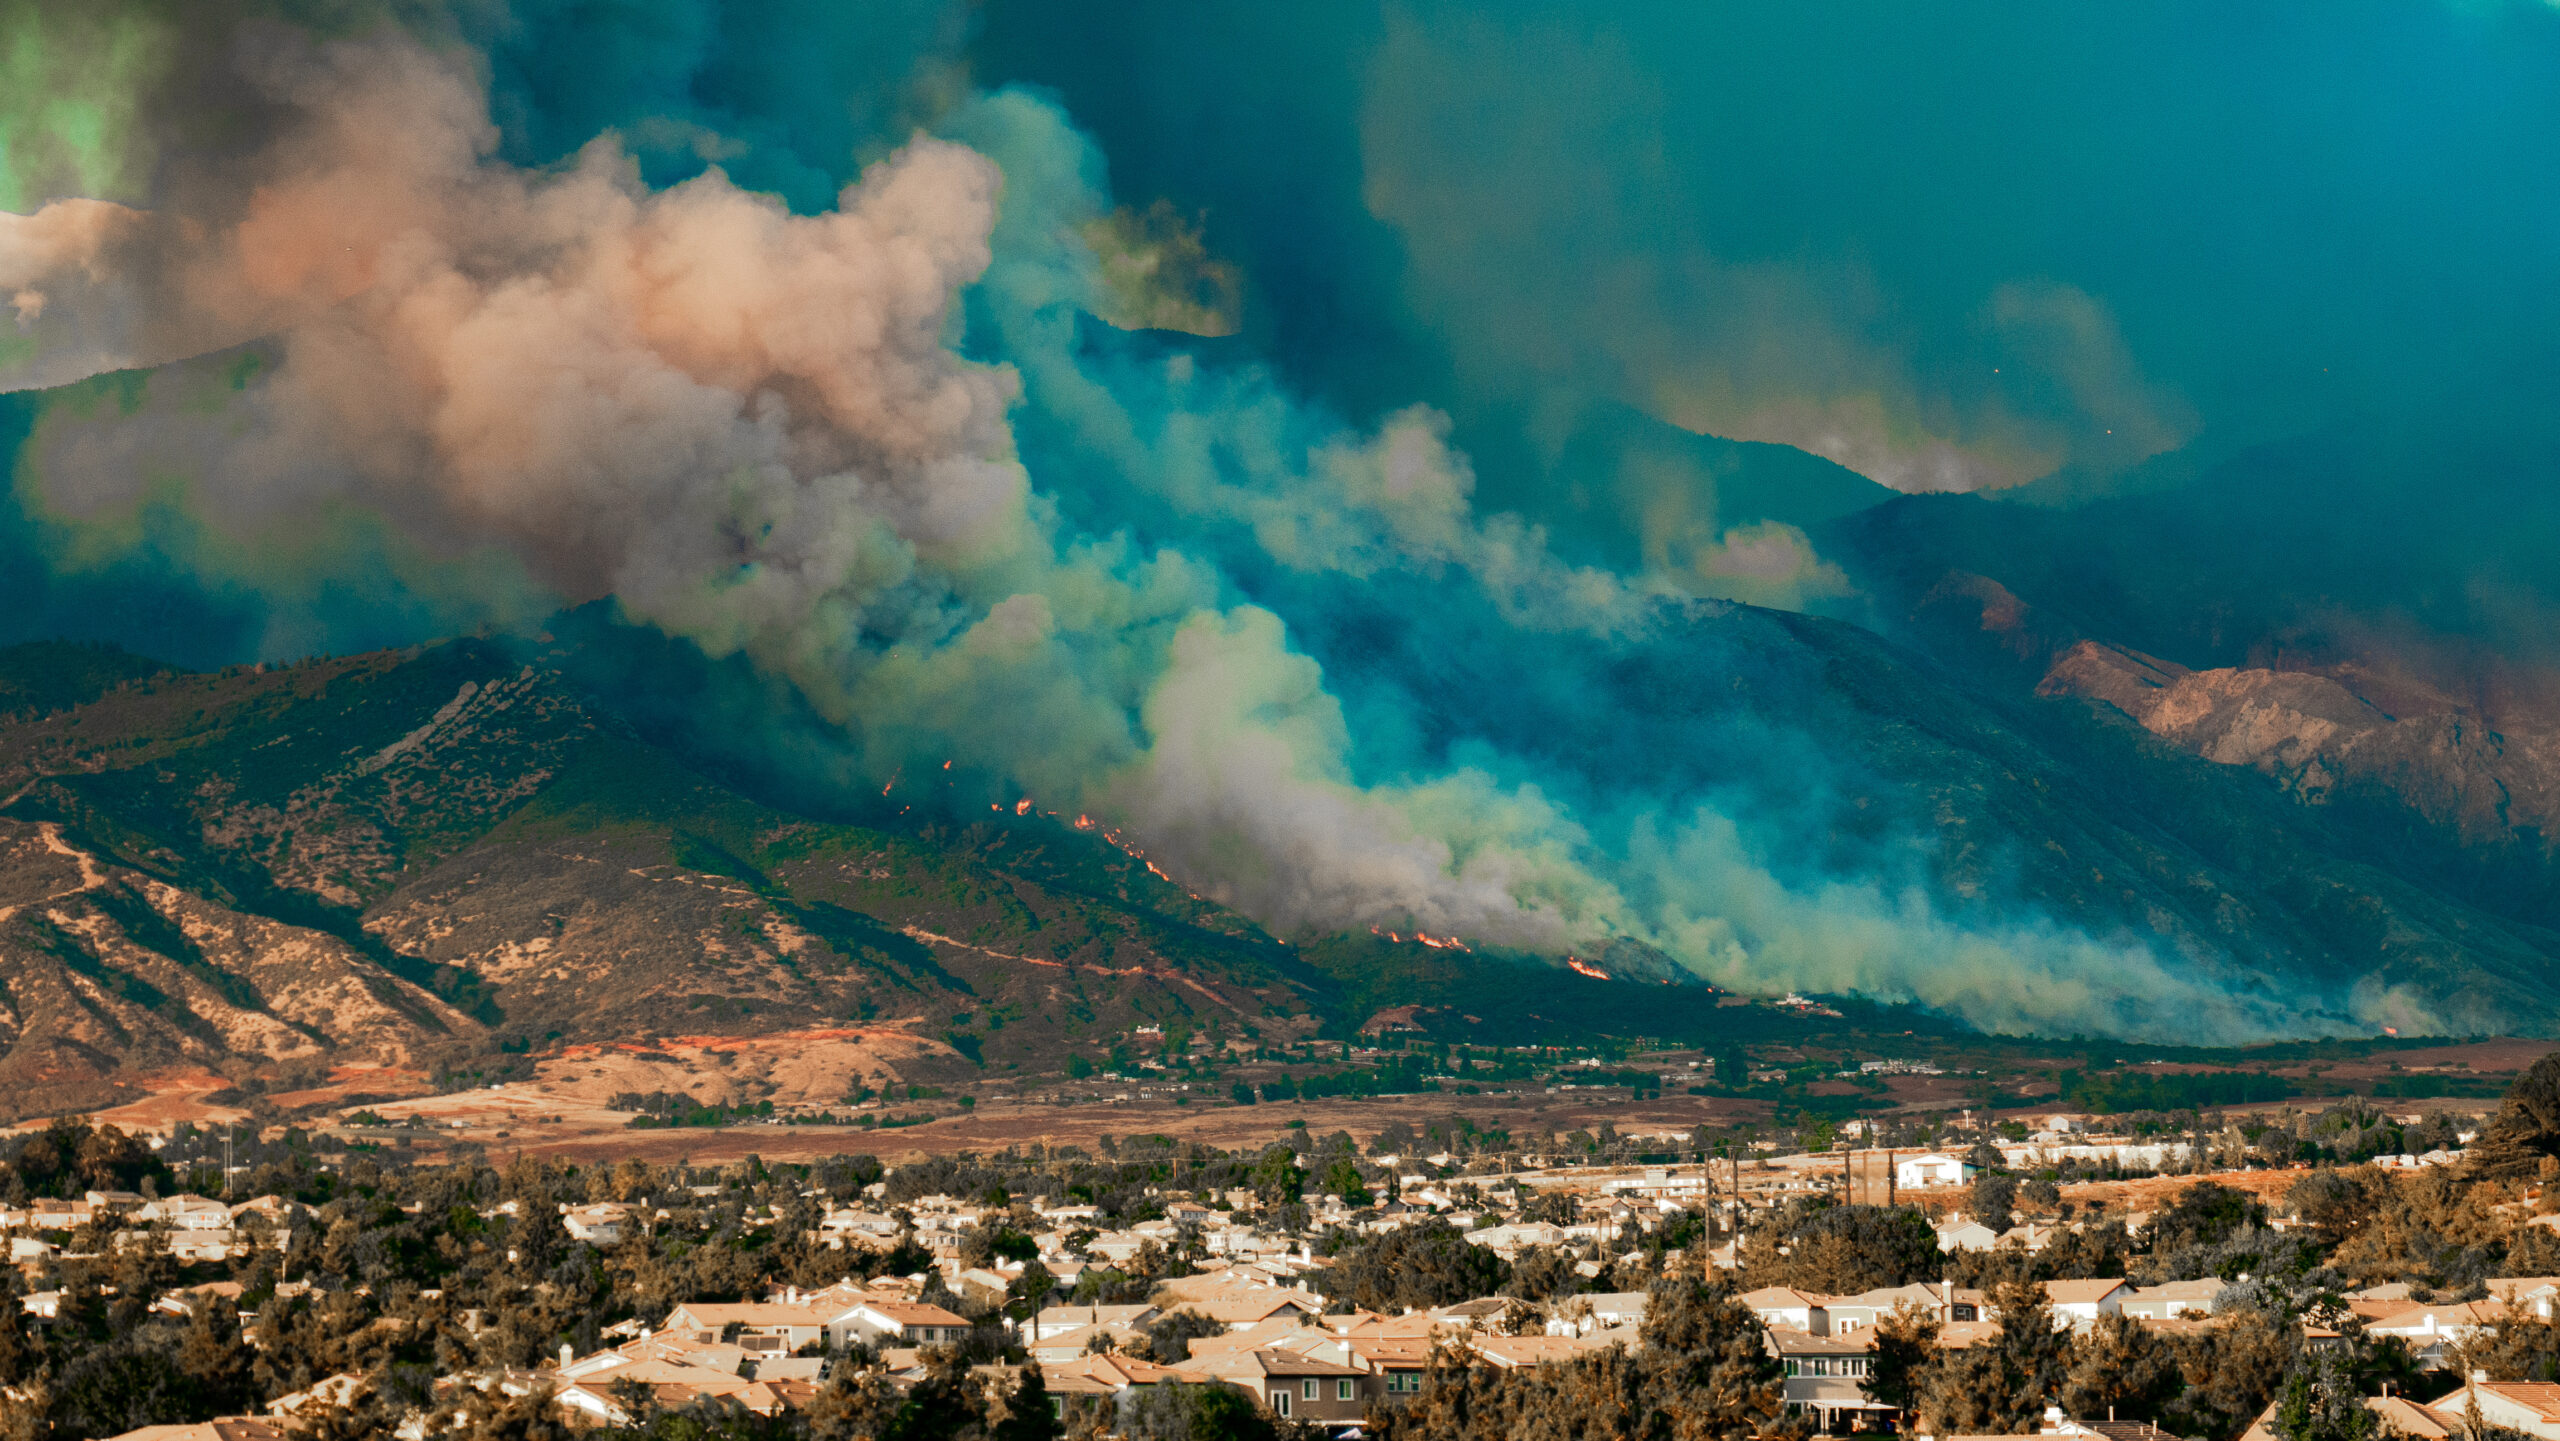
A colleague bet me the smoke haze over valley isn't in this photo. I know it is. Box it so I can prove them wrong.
[7,0,2560,1058]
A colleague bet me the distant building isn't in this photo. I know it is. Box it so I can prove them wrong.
[1896,1153,1975,1189]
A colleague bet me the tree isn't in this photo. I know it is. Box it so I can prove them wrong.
[2469,1050,2560,1180]
[46,1341,203,1439]
[1626,1262,1786,1439]
[2455,1310,2560,1382]
[1322,1220,1510,1312]
[2270,1349,2378,1441]
[1502,1246,1581,1302]
[1122,1382,1277,1441]
[175,1298,259,1417]
[2287,1167,2387,1250]
[1915,1283,2066,1435]
[1318,1156,1372,1207]
[993,1365,1063,1441]
[1969,1173,2019,1232]
[1864,1306,1939,1417]
[1248,1145,1304,1205]
[1140,1312,1228,1364]
[1737,1203,1941,1295]
[2062,1313,2182,1422]
[2165,1306,2299,1439]
[2147,1181,2265,1255]
[1384,1264,1781,1441]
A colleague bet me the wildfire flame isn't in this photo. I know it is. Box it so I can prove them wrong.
[1566,958,1609,981]
[1015,799,1032,816]
[1368,924,1472,953]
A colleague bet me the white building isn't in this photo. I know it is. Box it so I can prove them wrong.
[1894,1153,1975,1189]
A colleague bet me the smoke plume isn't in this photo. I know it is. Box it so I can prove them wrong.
[0,1,2456,1042]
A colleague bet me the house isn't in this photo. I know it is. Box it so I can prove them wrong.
[1895,1153,1975,1189]
[1343,1336,1433,1402]
[562,1203,630,1245]
[2490,1276,2560,1320]
[1028,1322,1148,1363]
[1039,1353,1210,1419]
[27,1199,94,1230]
[151,1282,246,1319]
[139,1195,233,1232]
[553,1357,800,1425]
[100,1420,293,1441]
[2001,1222,2064,1253]
[1740,1286,1831,1336]
[1164,1284,1326,1331]
[660,1301,845,1355]
[1935,1217,2000,1253]
[2119,1279,2226,1320]
[817,1210,901,1247]
[1034,1302,1159,1341]
[1824,1283,1972,1334]
[2041,1280,2130,1329]
[1546,1291,1649,1336]
[265,1373,370,1419]
[1190,1348,1367,1424]
[1465,1333,1614,1369]
[2366,1300,2501,1369]
[841,1299,973,1348]
[2237,1393,2461,1441]
[2424,1381,2560,1439]
[1767,1327,1893,1435]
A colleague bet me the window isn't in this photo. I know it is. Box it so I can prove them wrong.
[1784,1359,1800,1377]
[1272,1393,1292,1417]
[1389,1373,1420,1394]
[1338,1380,1356,1401]
[1303,1380,1319,1401]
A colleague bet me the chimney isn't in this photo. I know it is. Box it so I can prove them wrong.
[560,1342,573,1368]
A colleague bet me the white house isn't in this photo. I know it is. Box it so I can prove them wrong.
[1935,1218,1999,1253]
[2040,1279,2129,1329]
[1740,1287,1830,1336]
[2448,1380,2560,1439]
[843,1299,972,1348]
[1894,1153,1975,1190]
[2366,1301,2499,1369]
[2120,1279,2227,1319]
[1033,1302,1159,1341]
[140,1195,233,1231]
[562,1203,630,1245]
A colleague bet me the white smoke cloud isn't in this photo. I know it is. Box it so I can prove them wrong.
[0,27,2351,1042]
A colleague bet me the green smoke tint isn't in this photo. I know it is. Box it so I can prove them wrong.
[0,0,174,211]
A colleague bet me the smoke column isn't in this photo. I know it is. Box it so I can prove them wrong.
[0,2,2432,1042]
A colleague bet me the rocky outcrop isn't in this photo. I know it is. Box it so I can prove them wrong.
[2037,639,2560,860]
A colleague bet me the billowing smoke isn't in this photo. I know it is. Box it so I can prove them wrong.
[0,3,2405,1042]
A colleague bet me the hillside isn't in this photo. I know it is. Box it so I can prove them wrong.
[8,591,2560,1122]
[0,639,1860,1120]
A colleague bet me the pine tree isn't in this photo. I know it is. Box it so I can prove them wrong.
[2062,1313,2181,1422]
[994,1366,1063,1441]
[1864,1306,1940,1417]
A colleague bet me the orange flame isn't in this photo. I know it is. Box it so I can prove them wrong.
[1015,799,1032,815]
[1566,958,1609,980]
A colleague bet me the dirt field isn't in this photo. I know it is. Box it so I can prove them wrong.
[80,1071,253,1132]
[527,1025,952,1108]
